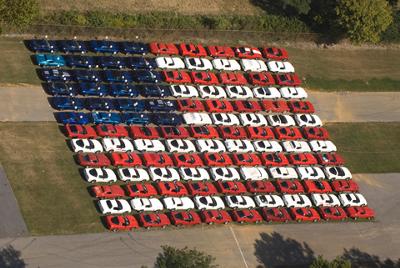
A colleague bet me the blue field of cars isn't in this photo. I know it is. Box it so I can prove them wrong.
[55,112,92,124]
[122,113,151,125]
[79,83,109,96]
[45,82,79,96]
[65,55,97,68]
[92,112,122,124]
[116,99,146,112]
[51,97,85,110]
[109,84,139,97]
[35,54,65,67]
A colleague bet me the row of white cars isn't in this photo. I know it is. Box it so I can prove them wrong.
[98,192,367,215]
[156,57,295,73]
[84,166,352,183]
[71,137,336,154]
[170,85,307,99]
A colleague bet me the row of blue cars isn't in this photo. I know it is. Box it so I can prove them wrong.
[56,112,182,126]
[35,54,156,69]
[45,82,171,97]
[27,39,148,55]
[51,97,176,112]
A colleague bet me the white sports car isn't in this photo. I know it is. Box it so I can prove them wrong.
[239,167,269,180]
[102,138,134,152]
[311,193,341,207]
[253,86,281,99]
[84,168,117,183]
[133,139,165,152]
[267,114,296,127]
[240,59,268,72]
[280,87,308,99]
[166,139,196,153]
[98,199,131,215]
[338,193,367,207]
[211,113,240,126]
[283,194,312,208]
[170,85,199,98]
[240,113,268,126]
[309,140,337,152]
[225,139,255,153]
[163,197,195,210]
[252,140,283,153]
[196,139,226,153]
[212,58,241,71]
[226,86,254,99]
[184,57,213,70]
[269,167,298,180]
[210,167,241,181]
[225,195,256,209]
[71,139,103,153]
[155,56,185,69]
[183,112,213,125]
[324,166,352,180]
[179,167,210,181]
[117,168,150,182]
[198,85,227,99]
[295,114,322,127]
[254,195,285,208]
[130,198,164,212]
[149,167,180,182]
[194,196,225,210]
[267,61,295,73]
[296,167,325,180]
[282,140,311,153]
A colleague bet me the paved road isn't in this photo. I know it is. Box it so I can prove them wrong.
[0,165,28,238]
[0,173,398,268]
[0,86,399,122]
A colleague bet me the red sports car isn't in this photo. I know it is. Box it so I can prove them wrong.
[203,153,233,167]
[246,126,275,140]
[186,181,218,196]
[104,215,139,231]
[179,43,207,57]
[149,42,179,55]
[95,124,128,138]
[230,209,263,224]
[139,213,171,229]
[110,152,142,167]
[207,46,235,58]
[290,207,320,222]
[189,125,220,139]
[218,72,248,85]
[318,207,347,221]
[143,153,174,167]
[76,153,110,167]
[219,126,248,140]
[275,74,302,86]
[303,180,332,194]
[200,210,232,224]
[190,71,219,85]
[288,100,315,114]
[330,180,359,192]
[345,206,375,220]
[156,181,188,196]
[315,153,345,166]
[65,124,97,139]
[287,153,318,166]
[124,183,158,198]
[273,127,303,140]
[177,99,205,112]
[276,179,305,194]
[246,180,276,194]
[261,100,290,113]
[162,70,192,84]
[260,153,289,167]
[169,211,202,226]
[262,47,289,61]
[159,126,190,139]
[302,127,330,140]
[232,153,262,166]
[204,99,234,113]
[129,126,160,139]
[248,72,275,86]
[261,207,292,223]
[216,181,247,195]
[91,185,125,199]
[173,153,204,167]
[234,47,263,59]
[233,100,263,113]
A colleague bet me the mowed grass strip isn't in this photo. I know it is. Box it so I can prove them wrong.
[0,122,102,235]
[325,122,400,173]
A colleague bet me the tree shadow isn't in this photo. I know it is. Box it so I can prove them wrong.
[342,248,400,268]
[254,232,315,268]
[0,245,25,268]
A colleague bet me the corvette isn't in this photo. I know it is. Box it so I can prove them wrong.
[70,139,103,153]
[131,198,164,212]
[76,153,110,167]
[179,167,211,181]
[84,168,117,183]
[98,199,131,215]
[254,194,284,208]
[117,168,150,182]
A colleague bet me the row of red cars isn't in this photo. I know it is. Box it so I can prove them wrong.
[104,206,375,231]
[149,42,289,60]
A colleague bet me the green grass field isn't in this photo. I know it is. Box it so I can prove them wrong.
[0,122,398,235]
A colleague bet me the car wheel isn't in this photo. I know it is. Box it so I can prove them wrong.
[112,229,117,232]
[224,221,229,225]
[354,217,358,221]
[146,226,150,230]
[239,221,244,224]
[313,219,318,223]
[162,225,166,229]
[297,219,302,223]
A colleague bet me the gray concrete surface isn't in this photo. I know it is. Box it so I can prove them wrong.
[0,165,28,238]
[0,173,398,268]
[0,86,400,122]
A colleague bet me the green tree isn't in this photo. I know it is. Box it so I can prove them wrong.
[335,0,393,43]
[310,255,352,268]
[155,245,217,268]
[0,0,39,27]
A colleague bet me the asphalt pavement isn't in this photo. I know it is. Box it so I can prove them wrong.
[0,173,398,268]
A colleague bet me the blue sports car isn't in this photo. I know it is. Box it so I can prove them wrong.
[134,70,162,83]
[122,113,151,125]
[103,70,133,83]
[73,70,101,82]
[140,85,171,97]
[45,82,79,96]
[55,112,92,124]
[26,39,57,53]
[97,56,126,69]
[39,68,73,81]
[119,42,149,55]
[152,113,183,126]
[92,112,122,124]
[79,83,109,96]
[89,40,119,54]
[115,99,146,112]
[65,55,97,68]
[51,97,85,110]
[56,40,88,54]
[127,57,157,70]
[109,84,139,97]
[86,98,116,111]
[35,54,65,67]
[147,99,177,112]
